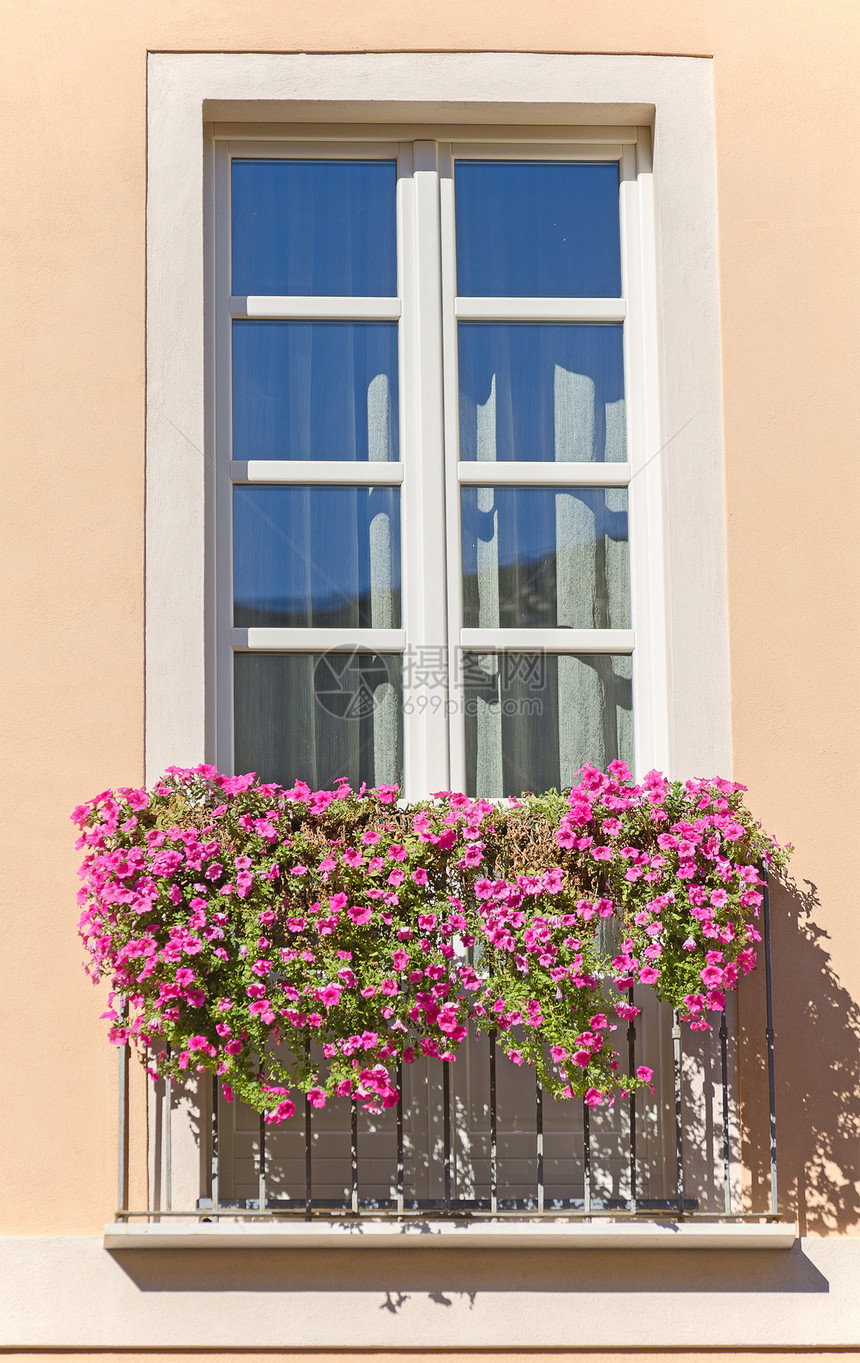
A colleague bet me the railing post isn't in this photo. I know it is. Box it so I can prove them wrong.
[763,866,779,1217]
[719,1009,732,1215]
[396,1060,404,1215]
[210,1075,220,1212]
[672,1008,685,1217]
[442,1058,452,1211]
[116,1001,129,1219]
[489,1029,498,1214]
[304,1091,313,1221]
[627,986,638,1213]
[350,1098,359,1214]
[535,1076,544,1214]
[258,1109,266,1213]
[582,1097,592,1219]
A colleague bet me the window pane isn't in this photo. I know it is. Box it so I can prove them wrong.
[232,321,399,462]
[458,324,626,463]
[462,487,629,629]
[455,162,621,298]
[233,486,401,628]
[462,652,633,797]
[235,652,403,790]
[231,159,397,296]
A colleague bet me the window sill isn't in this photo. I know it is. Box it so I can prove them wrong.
[104,1219,796,1251]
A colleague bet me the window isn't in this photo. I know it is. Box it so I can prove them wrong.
[214,131,666,796]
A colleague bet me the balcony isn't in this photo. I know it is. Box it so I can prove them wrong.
[108,883,787,1247]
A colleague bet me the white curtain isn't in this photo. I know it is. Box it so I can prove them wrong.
[464,349,632,795]
[233,354,401,788]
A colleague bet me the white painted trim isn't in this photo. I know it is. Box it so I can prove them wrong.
[460,628,635,653]
[103,1220,797,1252]
[230,295,401,320]
[225,136,402,157]
[230,460,404,484]
[453,140,626,159]
[214,122,641,144]
[455,297,626,322]
[231,628,406,652]
[458,460,630,487]
[621,132,671,775]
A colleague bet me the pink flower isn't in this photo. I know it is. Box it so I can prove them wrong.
[347,904,373,926]
[584,1089,605,1108]
[636,1066,654,1083]
[392,949,410,971]
[700,964,724,987]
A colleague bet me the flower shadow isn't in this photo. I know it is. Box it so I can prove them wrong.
[739,875,860,1234]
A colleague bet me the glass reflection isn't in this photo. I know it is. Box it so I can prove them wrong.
[461,487,629,629]
[463,652,633,797]
[232,321,399,462]
[455,161,621,298]
[458,324,626,463]
[235,652,403,789]
[233,486,401,629]
[232,159,397,297]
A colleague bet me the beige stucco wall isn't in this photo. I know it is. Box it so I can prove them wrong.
[0,0,857,1278]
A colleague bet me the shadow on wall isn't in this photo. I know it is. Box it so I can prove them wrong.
[740,875,860,1236]
[108,1240,828,1297]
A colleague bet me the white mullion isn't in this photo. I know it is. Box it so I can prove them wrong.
[457,461,630,488]
[232,628,406,652]
[621,133,670,775]
[214,142,236,775]
[230,460,404,485]
[439,141,467,793]
[400,141,450,796]
[460,629,634,654]
[230,296,401,321]
[455,298,626,323]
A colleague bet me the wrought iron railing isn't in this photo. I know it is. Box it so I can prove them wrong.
[115,874,779,1224]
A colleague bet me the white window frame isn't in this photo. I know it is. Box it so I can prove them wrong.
[146,51,730,793]
[210,127,670,795]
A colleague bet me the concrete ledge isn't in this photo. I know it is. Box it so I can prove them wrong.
[104,1219,797,1251]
